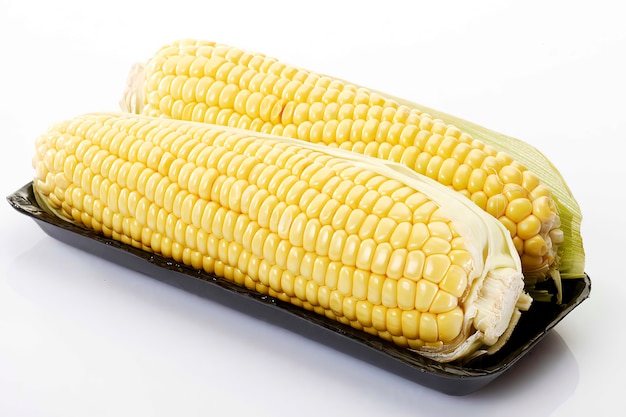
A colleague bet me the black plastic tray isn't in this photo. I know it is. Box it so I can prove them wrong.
[7,182,591,395]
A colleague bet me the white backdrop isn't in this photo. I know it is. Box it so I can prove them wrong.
[1,1,624,415]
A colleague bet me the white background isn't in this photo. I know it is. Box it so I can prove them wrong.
[1,0,624,415]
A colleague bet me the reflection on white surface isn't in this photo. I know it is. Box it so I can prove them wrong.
[466,332,578,412]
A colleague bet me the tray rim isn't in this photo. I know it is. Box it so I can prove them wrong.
[6,182,591,395]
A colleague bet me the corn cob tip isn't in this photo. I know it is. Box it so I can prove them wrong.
[120,62,146,114]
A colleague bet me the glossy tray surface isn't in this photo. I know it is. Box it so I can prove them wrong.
[7,183,591,395]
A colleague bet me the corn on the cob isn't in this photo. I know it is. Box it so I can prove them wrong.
[122,39,584,287]
[32,112,530,362]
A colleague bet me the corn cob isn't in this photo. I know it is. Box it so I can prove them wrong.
[121,38,585,289]
[32,112,530,362]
